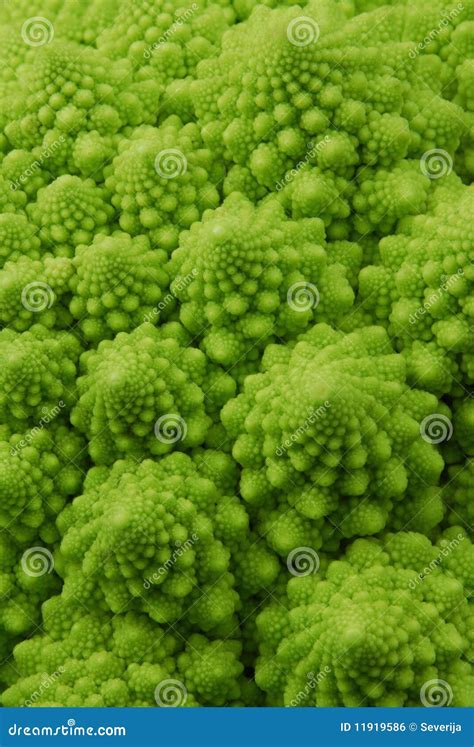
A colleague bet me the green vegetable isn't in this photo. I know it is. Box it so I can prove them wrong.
[0,0,472,709]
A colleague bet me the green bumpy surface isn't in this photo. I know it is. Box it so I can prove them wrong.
[222,324,445,548]
[0,0,472,710]
[255,531,474,706]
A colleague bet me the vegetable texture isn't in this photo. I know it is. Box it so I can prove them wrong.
[0,0,472,710]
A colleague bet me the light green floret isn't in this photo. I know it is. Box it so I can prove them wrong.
[0,24,37,85]
[72,131,119,180]
[106,117,221,252]
[177,635,243,705]
[222,324,445,552]
[0,0,63,24]
[444,460,474,531]
[27,176,114,256]
[136,2,233,110]
[0,533,60,685]
[56,453,244,631]
[2,607,245,707]
[0,175,26,214]
[168,193,356,367]
[0,255,74,331]
[97,0,233,74]
[403,90,467,156]
[69,232,170,341]
[352,160,432,235]
[1,149,52,198]
[0,421,86,543]
[276,165,353,231]
[255,531,473,707]
[71,323,217,464]
[0,325,81,422]
[53,0,120,46]
[0,215,41,267]
[191,1,467,188]
[358,182,474,392]
[454,399,474,455]
[3,40,161,164]
[334,0,472,67]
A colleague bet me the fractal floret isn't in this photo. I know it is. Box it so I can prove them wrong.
[69,232,170,340]
[2,609,245,706]
[222,324,445,551]
[168,193,356,367]
[71,322,219,464]
[56,453,241,628]
[359,181,474,393]
[106,117,221,251]
[255,531,474,706]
